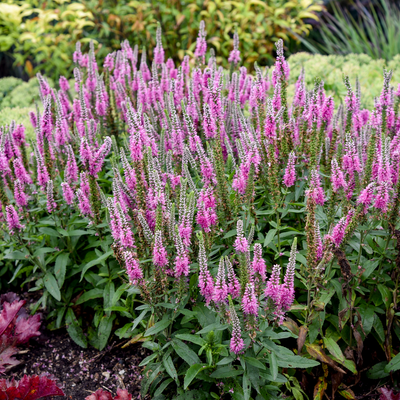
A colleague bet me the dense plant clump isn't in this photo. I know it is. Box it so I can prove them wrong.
[1,23,400,399]
[0,0,322,79]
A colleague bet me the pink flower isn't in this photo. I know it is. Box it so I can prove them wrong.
[194,21,207,60]
[228,31,241,64]
[306,169,325,206]
[124,252,143,283]
[154,25,165,64]
[234,220,249,253]
[242,284,258,316]
[61,182,75,205]
[251,243,266,281]
[46,180,57,213]
[226,257,241,299]
[331,158,346,192]
[198,234,214,304]
[283,152,296,188]
[213,258,228,303]
[153,231,168,267]
[6,205,24,233]
[229,306,245,355]
[14,180,28,207]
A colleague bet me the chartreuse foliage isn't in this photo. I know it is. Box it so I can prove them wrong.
[1,25,400,400]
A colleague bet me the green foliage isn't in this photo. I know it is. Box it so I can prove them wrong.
[0,0,322,79]
[0,107,35,140]
[0,77,53,109]
[287,52,400,109]
[300,0,400,61]
[0,77,23,104]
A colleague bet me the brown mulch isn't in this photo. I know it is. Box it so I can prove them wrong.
[6,326,149,399]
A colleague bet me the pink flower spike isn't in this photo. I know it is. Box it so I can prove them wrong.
[283,151,296,188]
[226,257,241,299]
[153,231,168,267]
[194,21,207,61]
[6,205,24,234]
[198,233,214,304]
[154,24,165,65]
[228,31,241,64]
[251,243,266,281]
[229,304,245,355]
[234,220,249,253]
[61,182,75,205]
[124,251,143,283]
[213,258,228,303]
[46,180,57,213]
[242,283,258,316]
[14,179,28,207]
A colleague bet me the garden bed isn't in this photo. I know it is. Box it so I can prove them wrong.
[3,293,148,399]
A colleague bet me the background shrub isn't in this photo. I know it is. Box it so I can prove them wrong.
[0,0,322,80]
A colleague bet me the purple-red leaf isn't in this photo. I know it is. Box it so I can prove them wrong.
[114,389,132,400]
[86,389,114,400]
[0,296,42,374]
[0,346,20,374]
[0,375,64,400]
[0,300,24,337]
[379,387,400,400]
[86,389,132,400]
[14,314,41,344]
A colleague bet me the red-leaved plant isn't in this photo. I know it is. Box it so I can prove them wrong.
[380,387,400,400]
[85,388,132,400]
[0,375,64,400]
[0,293,41,374]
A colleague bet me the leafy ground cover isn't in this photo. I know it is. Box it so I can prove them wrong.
[1,22,400,399]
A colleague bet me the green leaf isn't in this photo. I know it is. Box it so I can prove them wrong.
[263,229,276,247]
[141,363,162,396]
[373,314,385,342]
[43,271,61,301]
[276,355,320,369]
[97,314,115,351]
[145,319,171,337]
[4,250,28,260]
[80,250,113,281]
[362,260,379,279]
[196,323,229,335]
[368,361,389,378]
[171,338,201,365]
[268,352,278,380]
[39,227,61,237]
[378,284,392,309]
[210,366,243,379]
[323,337,345,363]
[244,356,266,370]
[68,229,96,236]
[54,253,69,288]
[163,356,178,382]
[216,356,233,365]
[223,229,237,239]
[34,247,55,257]
[385,352,400,373]
[243,373,251,400]
[154,378,173,397]
[75,288,104,305]
[139,353,158,367]
[175,334,206,346]
[65,308,87,348]
[103,281,115,317]
[132,310,148,331]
